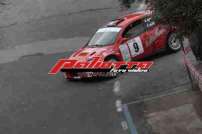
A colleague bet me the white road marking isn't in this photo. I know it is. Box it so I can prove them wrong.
[113,80,121,95]
[0,37,89,64]
[121,121,128,130]
[115,99,123,112]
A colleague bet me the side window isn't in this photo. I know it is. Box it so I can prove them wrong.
[123,19,146,38]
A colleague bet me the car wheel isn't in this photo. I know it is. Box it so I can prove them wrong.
[167,33,182,52]
[105,57,119,78]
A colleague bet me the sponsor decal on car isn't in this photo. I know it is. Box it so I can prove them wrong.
[119,44,131,61]
[148,28,166,46]
[96,27,121,33]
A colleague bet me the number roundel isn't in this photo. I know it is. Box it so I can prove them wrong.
[128,37,144,57]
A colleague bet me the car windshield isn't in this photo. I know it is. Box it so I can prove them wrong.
[88,27,121,46]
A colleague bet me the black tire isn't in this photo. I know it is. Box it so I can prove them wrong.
[167,33,182,52]
[105,57,119,78]
[105,56,119,62]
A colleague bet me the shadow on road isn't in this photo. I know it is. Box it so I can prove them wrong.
[141,50,176,61]
[64,77,115,83]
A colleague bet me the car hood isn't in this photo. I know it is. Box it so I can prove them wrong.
[69,46,113,61]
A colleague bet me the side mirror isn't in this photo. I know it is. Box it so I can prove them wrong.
[121,38,128,44]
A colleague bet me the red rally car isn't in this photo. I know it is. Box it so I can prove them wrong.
[63,11,181,79]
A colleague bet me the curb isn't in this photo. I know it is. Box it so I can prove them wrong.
[182,45,202,91]
[122,104,138,134]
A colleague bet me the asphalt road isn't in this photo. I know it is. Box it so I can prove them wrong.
[0,46,189,134]
[115,51,189,103]
[0,52,126,134]
[0,3,190,134]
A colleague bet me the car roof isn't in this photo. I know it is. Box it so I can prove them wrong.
[105,11,148,28]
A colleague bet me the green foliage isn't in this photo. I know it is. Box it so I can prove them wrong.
[119,0,136,8]
[147,0,202,60]
[148,0,202,36]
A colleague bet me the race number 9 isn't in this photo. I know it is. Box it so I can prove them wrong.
[128,37,144,57]
[133,42,139,52]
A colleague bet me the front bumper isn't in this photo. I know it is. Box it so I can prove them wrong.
[63,70,116,79]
